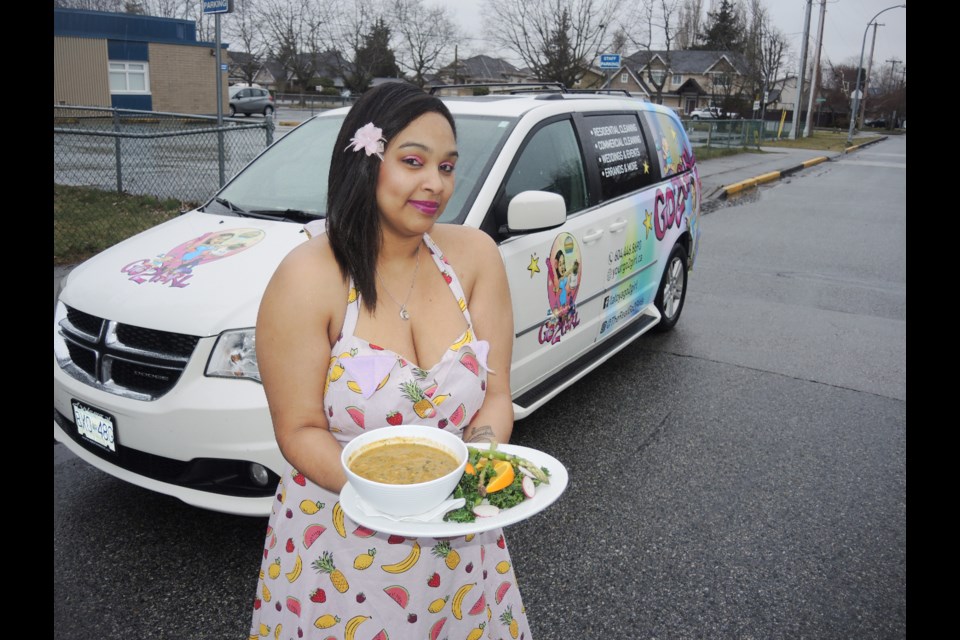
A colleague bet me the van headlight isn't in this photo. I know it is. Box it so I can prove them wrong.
[206,329,261,382]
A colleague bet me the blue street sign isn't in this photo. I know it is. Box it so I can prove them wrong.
[599,54,621,69]
[221,63,228,71]
[202,0,233,14]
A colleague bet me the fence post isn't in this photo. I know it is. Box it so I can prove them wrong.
[113,108,123,193]
[217,124,226,188]
[266,116,274,147]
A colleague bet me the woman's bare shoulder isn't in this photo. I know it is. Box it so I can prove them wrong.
[263,235,347,309]
[429,225,499,265]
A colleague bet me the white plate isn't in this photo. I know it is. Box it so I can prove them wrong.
[338,444,569,537]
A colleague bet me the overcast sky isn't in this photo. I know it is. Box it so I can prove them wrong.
[445,0,906,75]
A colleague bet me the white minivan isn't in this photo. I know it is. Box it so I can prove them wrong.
[54,88,702,516]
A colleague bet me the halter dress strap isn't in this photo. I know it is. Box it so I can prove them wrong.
[422,232,473,327]
[339,280,361,339]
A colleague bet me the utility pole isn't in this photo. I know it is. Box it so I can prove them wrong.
[790,0,813,140]
[857,22,882,131]
[803,0,826,137]
[887,58,902,87]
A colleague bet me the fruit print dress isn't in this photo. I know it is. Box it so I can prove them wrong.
[250,233,531,640]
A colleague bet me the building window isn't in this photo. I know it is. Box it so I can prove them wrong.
[649,70,665,85]
[109,61,150,94]
[621,73,628,84]
[672,74,682,85]
[711,73,731,88]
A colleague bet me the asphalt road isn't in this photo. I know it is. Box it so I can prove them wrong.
[53,138,906,639]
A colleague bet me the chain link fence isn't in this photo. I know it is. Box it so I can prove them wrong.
[54,106,276,265]
[683,119,767,149]
[54,105,274,202]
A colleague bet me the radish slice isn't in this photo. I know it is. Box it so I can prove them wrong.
[522,476,536,498]
[519,466,536,478]
[472,504,501,518]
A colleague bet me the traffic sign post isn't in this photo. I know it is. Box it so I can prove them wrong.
[203,0,234,186]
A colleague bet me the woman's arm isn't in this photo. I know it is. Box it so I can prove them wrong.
[256,240,349,493]
[455,229,515,445]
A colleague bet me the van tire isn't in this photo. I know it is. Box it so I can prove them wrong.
[653,243,688,332]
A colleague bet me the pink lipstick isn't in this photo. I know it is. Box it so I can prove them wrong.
[409,200,440,216]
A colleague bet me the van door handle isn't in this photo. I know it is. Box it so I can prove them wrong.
[582,229,604,244]
[608,219,628,233]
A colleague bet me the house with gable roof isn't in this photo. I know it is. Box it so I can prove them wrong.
[604,49,750,116]
[430,54,527,92]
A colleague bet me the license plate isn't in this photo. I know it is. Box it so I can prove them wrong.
[72,400,117,454]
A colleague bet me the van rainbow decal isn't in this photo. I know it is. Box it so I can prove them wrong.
[120,228,265,288]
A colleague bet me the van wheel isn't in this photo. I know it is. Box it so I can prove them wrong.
[653,244,688,332]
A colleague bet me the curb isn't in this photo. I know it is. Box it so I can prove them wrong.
[715,135,889,200]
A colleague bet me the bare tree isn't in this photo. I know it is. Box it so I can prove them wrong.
[619,0,682,105]
[674,0,704,50]
[391,0,460,88]
[753,18,787,120]
[222,0,269,87]
[258,0,330,95]
[486,0,625,88]
[327,0,401,94]
[54,0,125,10]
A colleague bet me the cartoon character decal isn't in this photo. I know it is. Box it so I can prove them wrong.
[120,228,265,288]
[538,233,582,345]
[650,112,695,178]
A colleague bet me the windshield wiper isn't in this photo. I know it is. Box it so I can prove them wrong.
[207,198,288,220]
[212,197,247,214]
[249,209,324,223]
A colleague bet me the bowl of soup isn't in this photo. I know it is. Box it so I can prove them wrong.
[341,425,468,517]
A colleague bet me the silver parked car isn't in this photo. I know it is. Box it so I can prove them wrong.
[228,86,275,117]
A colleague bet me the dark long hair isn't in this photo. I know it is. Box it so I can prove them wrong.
[326,82,456,312]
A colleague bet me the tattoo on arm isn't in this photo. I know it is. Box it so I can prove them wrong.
[464,424,496,443]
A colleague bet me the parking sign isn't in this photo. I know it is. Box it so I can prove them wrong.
[599,54,621,69]
[202,0,233,14]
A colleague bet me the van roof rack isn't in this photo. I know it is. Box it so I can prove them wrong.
[429,82,566,96]
[564,88,633,96]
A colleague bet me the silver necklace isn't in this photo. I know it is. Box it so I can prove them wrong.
[377,243,421,321]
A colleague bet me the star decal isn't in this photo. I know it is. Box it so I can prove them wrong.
[643,210,653,238]
[643,160,650,174]
[671,128,678,140]
[527,253,541,278]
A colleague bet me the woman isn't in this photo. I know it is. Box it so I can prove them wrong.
[250,82,530,639]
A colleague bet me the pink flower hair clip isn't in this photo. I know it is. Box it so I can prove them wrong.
[345,122,387,160]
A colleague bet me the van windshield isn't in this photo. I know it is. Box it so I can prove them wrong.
[212,113,515,224]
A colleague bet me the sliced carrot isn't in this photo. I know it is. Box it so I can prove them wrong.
[485,461,515,494]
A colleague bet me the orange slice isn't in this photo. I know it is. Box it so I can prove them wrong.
[485,461,515,494]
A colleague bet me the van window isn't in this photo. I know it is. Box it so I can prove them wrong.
[582,113,653,200]
[501,119,587,217]
[642,111,696,179]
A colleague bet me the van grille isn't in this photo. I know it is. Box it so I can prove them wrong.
[56,305,201,400]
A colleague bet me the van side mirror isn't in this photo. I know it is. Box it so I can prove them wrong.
[503,191,566,234]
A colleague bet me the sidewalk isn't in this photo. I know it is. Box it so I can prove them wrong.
[697,135,887,206]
